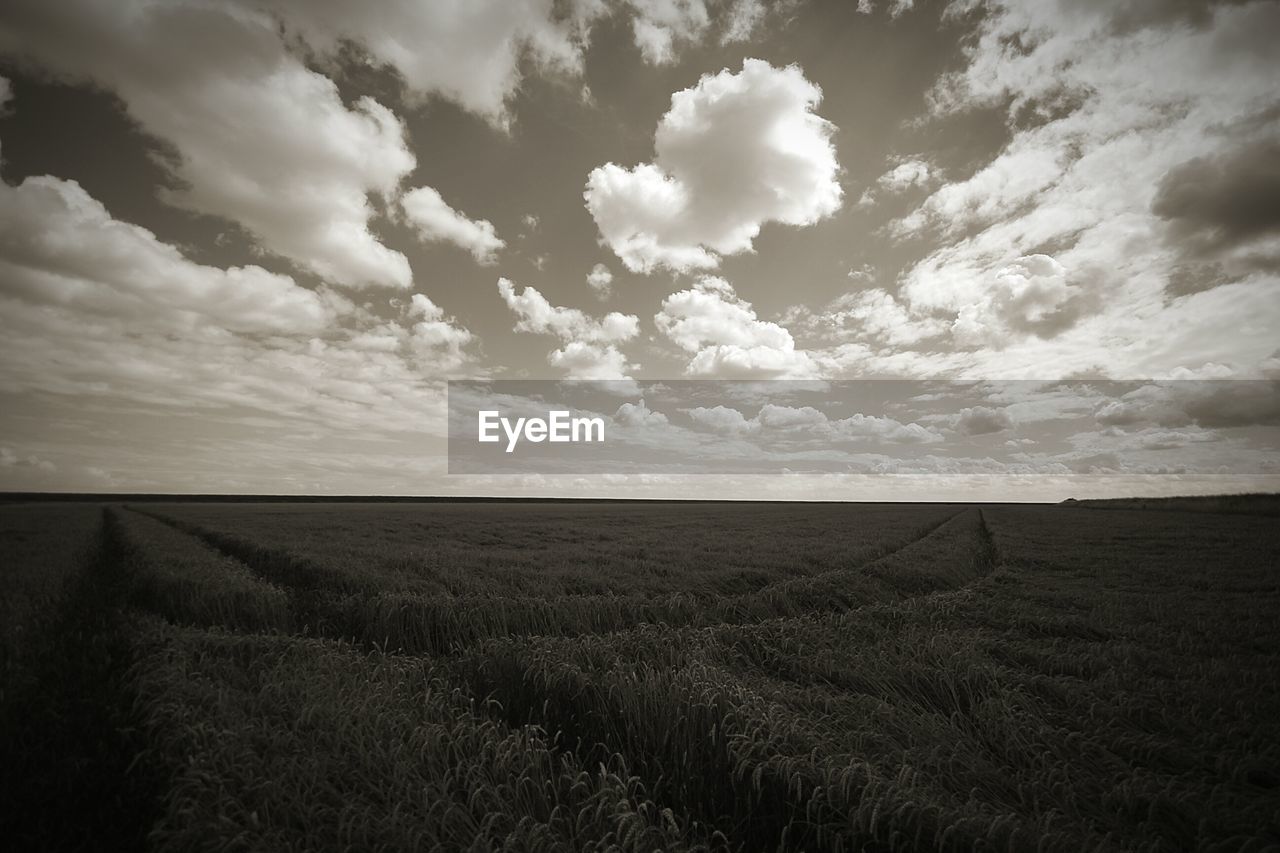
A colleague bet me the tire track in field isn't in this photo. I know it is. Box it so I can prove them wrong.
[125,506,363,640]
[129,506,985,655]
[114,506,999,851]
[449,509,1005,851]
[710,507,983,622]
[0,507,161,851]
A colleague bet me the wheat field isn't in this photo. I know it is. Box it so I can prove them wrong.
[1,498,1277,851]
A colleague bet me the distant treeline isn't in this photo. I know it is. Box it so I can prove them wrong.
[1067,492,1280,516]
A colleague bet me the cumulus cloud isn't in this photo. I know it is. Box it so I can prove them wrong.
[585,58,842,273]
[877,159,932,193]
[0,0,418,289]
[497,277,640,379]
[954,406,1013,436]
[403,293,474,373]
[254,0,597,124]
[614,398,669,426]
[686,403,940,443]
[586,262,614,298]
[655,277,818,377]
[400,187,505,264]
[0,174,335,335]
[685,404,755,433]
[950,254,1086,348]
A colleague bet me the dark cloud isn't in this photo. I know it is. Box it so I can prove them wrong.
[1096,381,1280,429]
[955,406,1013,436]
[1152,139,1280,262]
[1164,261,1233,298]
[1181,381,1280,428]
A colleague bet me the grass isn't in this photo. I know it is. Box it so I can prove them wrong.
[130,617,721,852]
[147,501,959,597]
[453,507,1279,850]
[137,502,962,653]
[0,502,104,700]
[2,498,1277,851]
[0,504,159,851]
[112,507,293,633]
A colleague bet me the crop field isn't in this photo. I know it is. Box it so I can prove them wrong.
[1,499,1277,851]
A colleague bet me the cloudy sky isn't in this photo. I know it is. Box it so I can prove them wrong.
[0,0,1277,498]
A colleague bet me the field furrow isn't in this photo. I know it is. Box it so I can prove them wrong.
[134,504,968,652]
[128,617,724,853]
[113,507,294,632]
[0,506,161,850]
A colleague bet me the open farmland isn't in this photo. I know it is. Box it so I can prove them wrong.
[1,499,1278,851]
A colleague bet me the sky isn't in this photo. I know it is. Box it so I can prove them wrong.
[0,0,1277,499]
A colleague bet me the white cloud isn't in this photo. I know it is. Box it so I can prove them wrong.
[685,403,940,443]
[793,288,947,349]
[756,403,827,430]
[655,277,818,377]
[833,412,939,443]
[254,0,597,125]
[0,175,334,335]
[614,398,669,426]
[626,0,711,64]
[400,187,505,264]
[877,0,1280,377]
[949,254,1084,349]
[858,159,933,208]
[877,159,931,192]
[847,264,877,284]
[685,405,755,433]
[0,0,417,290]
[0,167,476,460]
[585,58,842,273]
[586,262,614,298]
[497,277,640,379]
[404,293,474,373]
[721,0,765,43]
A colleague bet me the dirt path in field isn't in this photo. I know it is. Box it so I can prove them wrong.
[0,507,160,851]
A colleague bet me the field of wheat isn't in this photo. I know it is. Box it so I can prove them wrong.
[1,498,1277,852]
